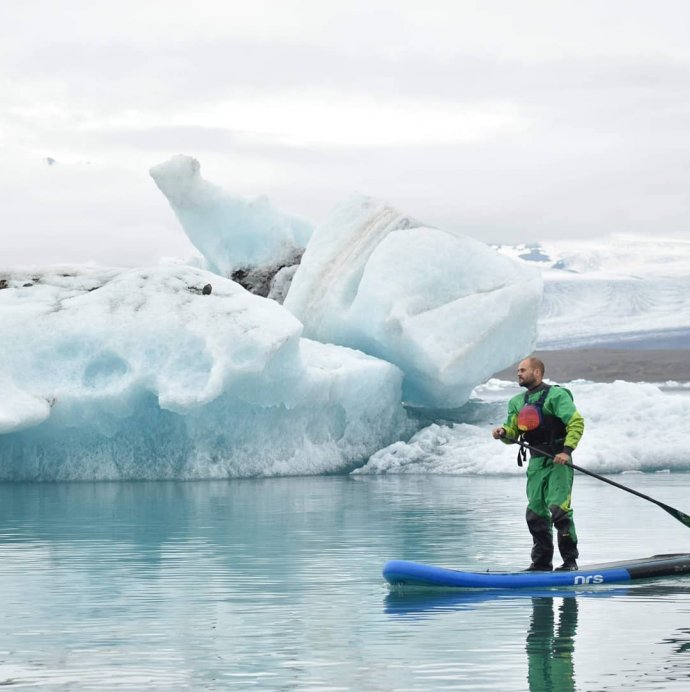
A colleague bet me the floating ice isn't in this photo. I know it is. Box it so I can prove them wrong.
[355,380,690,475]
[150,155,312,295]
[284,196,542,409]
[0,266,408,480]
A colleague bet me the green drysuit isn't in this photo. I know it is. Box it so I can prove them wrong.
[501,384,585,568]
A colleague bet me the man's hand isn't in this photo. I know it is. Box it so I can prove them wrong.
[492,427,506,440]
[553,452,571,465]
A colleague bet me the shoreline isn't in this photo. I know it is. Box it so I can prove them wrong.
[492,348,690,383]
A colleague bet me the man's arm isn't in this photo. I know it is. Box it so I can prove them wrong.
[492,398,520,443]
[550,388,585,463]
[562,411,585,455]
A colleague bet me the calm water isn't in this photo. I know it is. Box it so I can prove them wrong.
[3,474,690,690]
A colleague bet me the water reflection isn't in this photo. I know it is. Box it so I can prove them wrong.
[383,586,627,617]
[526,597,577,692]
[663,627,690,654]
[385,589,583,691]
[385,583,690,691]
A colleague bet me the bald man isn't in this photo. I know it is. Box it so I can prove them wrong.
[493,357,585,571]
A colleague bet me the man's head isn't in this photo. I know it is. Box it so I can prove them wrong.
[517,357,545,390]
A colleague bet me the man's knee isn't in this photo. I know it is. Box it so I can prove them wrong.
[526,508,551,534]
[549,504,571,530]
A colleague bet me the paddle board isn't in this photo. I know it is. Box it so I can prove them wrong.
[383,553,690,589]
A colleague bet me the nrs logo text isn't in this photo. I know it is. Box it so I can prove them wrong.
[574,574,604,585]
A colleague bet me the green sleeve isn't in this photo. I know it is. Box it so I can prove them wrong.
[563,411,585,452]
[500,394,522,444]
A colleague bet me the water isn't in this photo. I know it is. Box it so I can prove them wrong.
[3,474,690,690]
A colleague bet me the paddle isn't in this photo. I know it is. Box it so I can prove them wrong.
[505,435,690,529]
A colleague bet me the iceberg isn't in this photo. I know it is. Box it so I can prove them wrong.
[284,196,542,409]
[0,266,408,481]
[0,159,552,482]
[150,155,312,297]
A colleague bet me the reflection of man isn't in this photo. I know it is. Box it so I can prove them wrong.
[492,357,585,571]
[526,596,578,692]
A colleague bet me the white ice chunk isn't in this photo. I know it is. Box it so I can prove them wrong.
[149,155,312,287]
[284,196,542,408]
[356,380,690,475]
[267,264,299,304]
[0,373,51,434]
[0,265,407,480]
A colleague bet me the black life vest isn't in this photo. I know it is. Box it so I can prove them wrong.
[516,384,569,466]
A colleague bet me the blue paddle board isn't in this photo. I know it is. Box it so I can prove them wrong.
[383,553,690,589]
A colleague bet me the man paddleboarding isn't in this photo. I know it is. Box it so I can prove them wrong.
[492,357,585,571]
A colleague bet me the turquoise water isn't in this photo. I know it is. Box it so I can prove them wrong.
[3,475,690,690]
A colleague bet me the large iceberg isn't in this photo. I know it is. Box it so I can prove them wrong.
[150,155,312,297]
[0,266,408,480]
[284,197,542,408]
[0,160,549,482]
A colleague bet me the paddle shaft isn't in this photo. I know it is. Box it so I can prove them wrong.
[506,436,690,527]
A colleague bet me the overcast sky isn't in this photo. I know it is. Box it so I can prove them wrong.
[2,0,690,266]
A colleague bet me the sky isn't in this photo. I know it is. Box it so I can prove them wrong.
[2,0,690,266]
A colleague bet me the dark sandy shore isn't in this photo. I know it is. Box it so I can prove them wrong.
[492,349,690,383]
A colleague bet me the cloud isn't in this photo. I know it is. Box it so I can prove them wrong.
[2,1,690,266]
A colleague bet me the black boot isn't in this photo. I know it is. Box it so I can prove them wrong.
[551,505,579,571]
[526,509,554,571]
[555,559,578,571]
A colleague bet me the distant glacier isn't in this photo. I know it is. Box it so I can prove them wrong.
[496,235,690,349]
